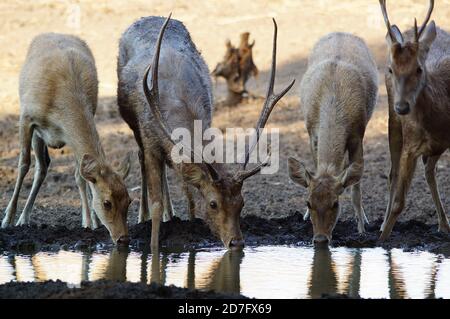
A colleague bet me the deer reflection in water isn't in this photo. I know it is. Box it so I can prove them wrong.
[0,247,449,299]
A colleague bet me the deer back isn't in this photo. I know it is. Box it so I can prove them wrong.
[117,17,213,146]
[20,33,98,116]
[299,33,378,167]
[19,33,99,151]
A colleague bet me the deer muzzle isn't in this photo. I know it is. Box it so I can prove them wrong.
[395,101,411,115]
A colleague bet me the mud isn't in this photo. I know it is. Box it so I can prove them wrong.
[1,214,449,256]
[0,280,247,299]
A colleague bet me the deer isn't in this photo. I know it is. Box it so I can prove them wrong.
[1,33,132,245]
[378,0,450,240]
[117,15,294,250]
[212,32,259,106]
[288,32,378,245]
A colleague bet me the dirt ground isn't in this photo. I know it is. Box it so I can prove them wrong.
[0,279,247,299]
[1,1,450,299]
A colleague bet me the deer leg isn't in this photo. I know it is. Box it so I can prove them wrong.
[16,135,50,226]
[382,94,403,232]
[304,135,318,221]
[183,182,196,221]
[351,183,368,234]
[138,149,150,223]
[348,139,368,233]
[423,155,450,233]
[162,164,175,222]
[1,122,33,228]
[145,153,164,250]
[75,164,93,228]
[379,151,418,241]
[87,186,100,229]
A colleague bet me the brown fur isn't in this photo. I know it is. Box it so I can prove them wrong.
[1,33,131,245]
[289,32,378,243]
[118,17,292,250]
[380,2,450,239]
[212,32,258,105]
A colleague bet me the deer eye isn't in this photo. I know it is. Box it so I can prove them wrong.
[210,200,218,209]
[306,201,312,210]
[388,67,393,74]
[103,200,112,210]
[417,67,423,74]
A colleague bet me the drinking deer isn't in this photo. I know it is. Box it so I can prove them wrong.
[1,33,132,245]
[117,15,294,249]
[379,0,450,240]
[288,33,378,244]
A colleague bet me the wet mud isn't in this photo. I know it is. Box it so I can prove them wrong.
[1,213,449,256]
[0,280,247,299]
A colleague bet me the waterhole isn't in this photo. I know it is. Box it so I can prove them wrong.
[1,246,449,299]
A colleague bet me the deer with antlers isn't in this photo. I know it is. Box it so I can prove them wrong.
[117,15,294,249]
[212,32,259,106]
[379,0,450,240]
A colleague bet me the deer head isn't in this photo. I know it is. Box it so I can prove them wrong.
[288,159,363,244]
[80,152,132,245]
[212,32,258,95]
[143,16,294,249]
[379,0,436,115]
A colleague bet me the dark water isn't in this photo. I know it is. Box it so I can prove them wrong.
[1,246,449,299]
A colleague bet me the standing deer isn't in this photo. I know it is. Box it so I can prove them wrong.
[117,15,294,249]
[1,33,132,245]
[379,0,450,240]
[288,33,378,244]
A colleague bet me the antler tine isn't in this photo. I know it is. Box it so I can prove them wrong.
[242,18,295,170]
[143,14,220,181]
[379,0,398,44]
[235,147,272,183]
[418,0,434,37]
[414,18,419,43]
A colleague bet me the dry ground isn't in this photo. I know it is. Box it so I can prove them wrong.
[1,0,450,230]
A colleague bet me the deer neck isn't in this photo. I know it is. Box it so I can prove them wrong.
[414,72,445,118]
[65,109,107,165]
[412,73,450,143]
[316,100,347,174]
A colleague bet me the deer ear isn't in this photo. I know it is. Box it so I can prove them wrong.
[385,25,403,46]
[182,163,207,189]
[420,21,437,50]
[116,151,132,180]
[337,163,363,192]
[80,154,101,184]
[288,157,312,188]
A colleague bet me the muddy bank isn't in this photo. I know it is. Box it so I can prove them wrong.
[0,280,357,299]
[1,213,449,255]
[0,280,247,299]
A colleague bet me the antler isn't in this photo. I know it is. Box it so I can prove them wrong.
[143,14,221,182]
[415,0,435,42]
[234,18,295,183]
[379,0,406,44]
[234,147,271,183]
[379,0,397,43]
